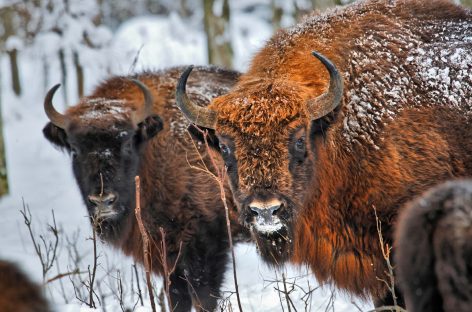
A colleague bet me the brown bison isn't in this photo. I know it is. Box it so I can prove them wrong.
[43,66,246,312]
[0,260,50,312]
[176,0,472,307]
[395,180,472,312]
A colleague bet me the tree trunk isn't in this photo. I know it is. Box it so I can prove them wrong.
[179,0,192,17]
[58,48,68,107]
[311,0,336,10]
[0,69,9,197]
[8,49,21,96]
[461,0,472,7]
[43,56,49,93]
[272,0,283,30]
[73,51,84,98]
[203,0,233,68]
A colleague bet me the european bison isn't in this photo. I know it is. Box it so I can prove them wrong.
[395,180,472,312]
[176,0,472,307]
[0,260,50,312]
[43,66,245,312]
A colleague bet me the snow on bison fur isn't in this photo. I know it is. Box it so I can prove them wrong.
[42,66,247,312]
[395,180,472,312]
[175,0,472,307]
[0,260,50,312]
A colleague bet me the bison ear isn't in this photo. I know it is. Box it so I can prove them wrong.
[43,122,70,150]
[187,124,220,151]
[136,115,163,144]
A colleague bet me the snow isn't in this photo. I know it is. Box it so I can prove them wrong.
[0,2,371,312]
[111,13,207,73]
[5,36,23,51]
[79,99,129,121]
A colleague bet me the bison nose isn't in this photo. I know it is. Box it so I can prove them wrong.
[250,204,280,223]
[88,193,117,208]
[249,198,283,221]
[249,199,284,234]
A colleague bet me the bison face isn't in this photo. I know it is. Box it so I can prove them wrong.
[216,124,315,265]
[42,81,162,242]
[185,92,320,265]
[177,52,343,264]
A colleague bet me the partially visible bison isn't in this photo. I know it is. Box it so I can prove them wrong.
[396,180,472,312]
[0,260,50,312]
[176,0,472,307]
[43,66,246,312]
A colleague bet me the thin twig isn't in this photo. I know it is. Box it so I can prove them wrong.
[20,201,60,283]
[87,217,99,308]
[274,271,285,312]
[158,227,183,311]
[159,227,172,310]
[351,300,365,312]
[187,128,244,311]
[133,263,144,306]
[135,176,157,312]
[367,306,408,312]
[54,258,70,303]
[46,268,85,284]
[374,206,403,311]
[282,272,295,312]
[128,44,144,74]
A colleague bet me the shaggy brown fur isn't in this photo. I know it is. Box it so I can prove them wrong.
[0,260,50,312]
[181,0,472,306]
[43,66,247,312]
[395,180,472,312]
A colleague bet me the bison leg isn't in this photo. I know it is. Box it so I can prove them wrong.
[169,255,225,312]
[186,250,229,311]
[169,269,193,312]
[373,285,405,309]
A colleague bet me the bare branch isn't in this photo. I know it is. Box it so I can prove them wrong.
[158,226,183,311]
[20,201,60,283]
[46,268,85,284]
[135,176,157,312]
[133,263,144,307]
[187,127,244,311]
[373,207,407,312]
[87,217,99,308]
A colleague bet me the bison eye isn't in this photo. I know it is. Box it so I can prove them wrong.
[219,143,230,157]
[295,137,305,151]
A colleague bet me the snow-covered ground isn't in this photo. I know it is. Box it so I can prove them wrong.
[0,3,372,311]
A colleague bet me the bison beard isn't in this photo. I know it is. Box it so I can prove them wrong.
[42,66,246,312]
[395,180,472,312]
[176,0,472,309]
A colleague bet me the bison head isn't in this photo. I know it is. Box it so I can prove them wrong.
[43,80,163,241]
[176,52,343,264]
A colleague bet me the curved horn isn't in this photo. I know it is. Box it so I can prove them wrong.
[44,84,68,129]
[306,51,344,120]
[176,66,217,129]
[131,79,154,124]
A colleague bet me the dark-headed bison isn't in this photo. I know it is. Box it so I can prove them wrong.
[43,66,246,312]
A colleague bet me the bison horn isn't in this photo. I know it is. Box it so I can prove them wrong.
[44,84,68,129]
[307,51,344,120]
[176,66,217,129]
[131,79,154,124]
